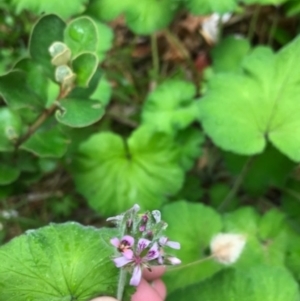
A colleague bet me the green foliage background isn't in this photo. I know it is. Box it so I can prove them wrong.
[1,0,300,300]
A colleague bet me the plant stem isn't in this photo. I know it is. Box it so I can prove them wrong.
[248,6,261,42]
[166,255,214,273]
[151,33,160,81]
[218,157,254,212]
[117,268,127,301]
[15,86,71,147]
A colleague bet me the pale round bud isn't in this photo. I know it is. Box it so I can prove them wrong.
[55,65,74,83]
[49,42,71,66]
[210,233,246,265]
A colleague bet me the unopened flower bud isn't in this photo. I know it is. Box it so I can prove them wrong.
[49,42,71,66]
[210,233,246,265]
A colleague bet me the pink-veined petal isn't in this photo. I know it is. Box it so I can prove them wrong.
[145,243,159,261]
[114,256,132,268]
[110,237,120,248]
[121,235,134,247]
[130,265,142,286]
[137,238,151,253]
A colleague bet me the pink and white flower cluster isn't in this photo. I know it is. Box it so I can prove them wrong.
[108,204,181,286]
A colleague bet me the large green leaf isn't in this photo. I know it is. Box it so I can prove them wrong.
[55,98,105,127]
[0,71,44,109]
[0,107,22,152]
[162,201,222,293]
[124,0,178,34]
[199,36,300,162]
[167,266,300,301]
[64,17,98,57]
[71,126,185,216]
[29,14,66,78]
[12,0,88,19]
[223,207,288,268]
[142,80,197,134]
[0,163,20,185]
[184,0,237,14]
[20,126,69,158]
[0,222,132,301]
[87,0,129,22]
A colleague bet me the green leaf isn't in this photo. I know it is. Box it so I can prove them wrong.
[223,207,287,268]
[175,128,204,170]
[71,126,185,216]
[0,222,132,301]
[0,163,20,185]
[0,71,44,109]
[64,17,98,57]
[223,146,295,195]
[199,36,300,162]
[93,20,114,62]
[185,0,237,14]
[29,14,66,78]
[167,266,300,301]
[55,98,105,127]
[90,75,112,106]
[72,52,98,87]
[258,209,286,240]
[124,0,179,34]
[211,36,251,73]
[12,0,88,19]
[0,107,22,152]
[281,179,300,218]
[162,201,222,293]
[14,58,49,104]
[87,0,128,21]
[20,127,69,158]
[142,80,197,134]
[242,0,285,5]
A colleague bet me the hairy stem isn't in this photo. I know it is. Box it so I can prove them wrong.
[166,255,214,273]
[117,268,127,301]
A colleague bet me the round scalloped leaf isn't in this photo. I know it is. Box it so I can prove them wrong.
[167,266,300,301]
[184,0,237,14]
[87,0,129,21]
[175,128,204,170]
[211,36,251,73]
[0,107,22,152]
[0,222,133,301]
[71,127,185,216]
[124,0,179,35]
[162,201,222,293]
[72,53,98,87]
[223,207,288,268]
[55,98,105,128]
[11,0,88,19]
[29,14,65,78]
[20,127,69,158]
[142,80,197,134]
[0,163,20,185]
[64,17,98,57]
[199,36,300,162]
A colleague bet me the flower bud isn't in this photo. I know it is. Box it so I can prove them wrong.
[49,42,71,66]
[55,65,76,89]
[210,233,246,265]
